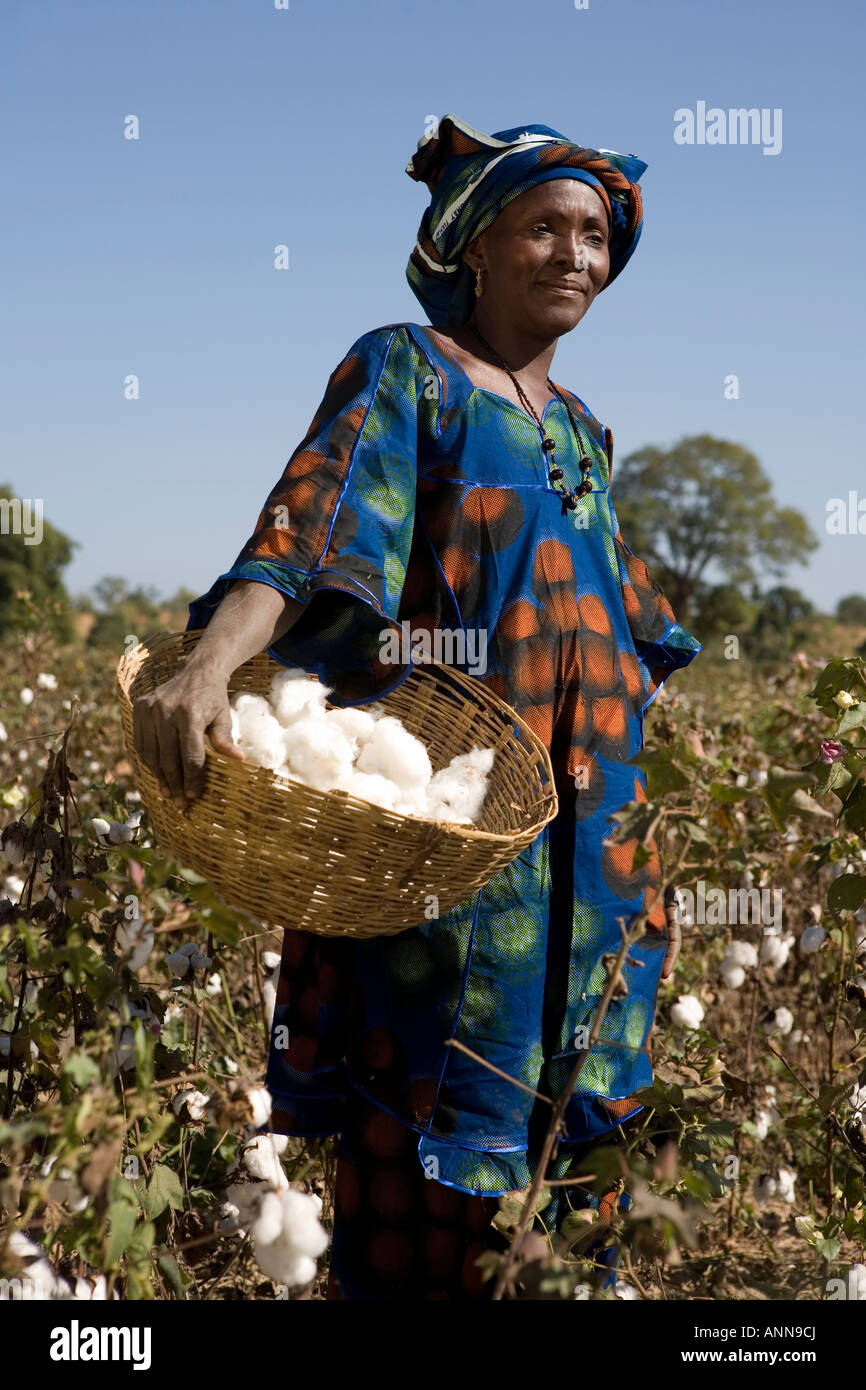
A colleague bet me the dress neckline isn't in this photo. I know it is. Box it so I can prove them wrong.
[425,327,563,429]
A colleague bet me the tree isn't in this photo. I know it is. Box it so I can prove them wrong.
[691,582,757,637]
[0,483,77,639]
[611,436,817,619]
[836,594,866,627]
[749,585,817,661]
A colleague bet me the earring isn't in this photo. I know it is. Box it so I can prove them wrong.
[474,264,486,298]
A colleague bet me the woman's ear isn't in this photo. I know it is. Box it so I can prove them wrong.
[463,233,485,276]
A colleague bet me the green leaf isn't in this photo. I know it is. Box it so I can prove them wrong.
[628,748,690,798]
[681,817,713,844]
[817,1082,848,1115]
[816,1236,842,1263]
[156,1249,187,1299]
[708,782,752,803]
[143,1163,185,1221]
[126,1219,156,1267]
[837,705,866,736]
[105,1198,138,1268]
[828,873,866,920]
[61,1051,101,1088]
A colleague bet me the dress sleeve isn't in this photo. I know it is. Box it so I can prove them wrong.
[602,427,703,712]
[186,325,421,704]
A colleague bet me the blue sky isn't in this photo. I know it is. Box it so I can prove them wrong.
[4,0,864,614]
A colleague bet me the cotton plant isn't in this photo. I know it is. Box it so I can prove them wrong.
[165,941,213,979]
[719,939,758,990]
[226,666,496,825]
[761,1006,795,1038]
[753,1168,796,1206]
[115,913,155,972]
[91,812,142,847]
[759,932,795,969]
[753,1084,781,1140]
[249,1187,329,1289]
[171,1088,210,1123]
[262,950,281,1028]
[799,926,826,956]
[669,994,705,1030]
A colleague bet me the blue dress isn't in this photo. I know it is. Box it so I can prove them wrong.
[186,320,702,1197]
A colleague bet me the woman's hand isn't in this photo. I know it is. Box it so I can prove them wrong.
[133,657,245,810]
[132,580,306,810]
[661,884,682,981]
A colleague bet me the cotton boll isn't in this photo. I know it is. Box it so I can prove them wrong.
[240,1134,288,1189]
[230,692,287,771]
[252,1189,286,1245]
[249,1187,329,1288]
[73,1275,108,1300]
[615,1282,639,1300]
[355,716,433,794]
[719,963,746,990]
[723,940,758,970]
[849,1264,866,1300]
[269,668,332,727]
[669,994,704,1030]
[282,716,355,791]
[753,1174,777,1205]
[166,941,213,977]
[116,915,155,972]
[262,951,281,1027]
[91,817,112,845]
[245,1084,273,1128]
[759,932,795,969]
[850,1083,866,1115]
[776,1167,796,1203]
[171,1088,209,1122]
[426,748,495,825]
[762,1006,794,1036]
[754,1108,775,1141]
[108,813,141,845]
[326,706,383,755]
[333,770,403,812]
[799,926,826,955]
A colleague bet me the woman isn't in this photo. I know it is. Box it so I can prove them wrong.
[134,114,701,1300]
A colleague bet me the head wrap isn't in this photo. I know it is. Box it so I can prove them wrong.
[405,114,647,327]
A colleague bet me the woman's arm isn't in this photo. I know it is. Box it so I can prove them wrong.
[132,580,305,809]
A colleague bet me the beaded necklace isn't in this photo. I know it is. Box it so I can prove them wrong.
[466,317,595,516]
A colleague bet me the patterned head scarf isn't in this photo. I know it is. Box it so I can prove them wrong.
[405,114,647,327]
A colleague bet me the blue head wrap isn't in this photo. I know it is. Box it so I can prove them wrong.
[405,114,647,327]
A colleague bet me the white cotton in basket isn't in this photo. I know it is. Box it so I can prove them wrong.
[355,714,433,793]
[229,668,494,824]
[278,716,356,793]
[269,668,331,725]
[426,748,495,825]
[230,693,287,772]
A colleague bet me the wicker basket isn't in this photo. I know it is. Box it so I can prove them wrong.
[116,630,558,939]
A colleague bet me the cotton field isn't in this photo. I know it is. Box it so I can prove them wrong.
[1,631,866,1303]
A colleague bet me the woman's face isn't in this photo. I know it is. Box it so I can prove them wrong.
[465,179,611,337]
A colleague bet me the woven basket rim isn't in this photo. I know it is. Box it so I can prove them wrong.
[116,629,557,847]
